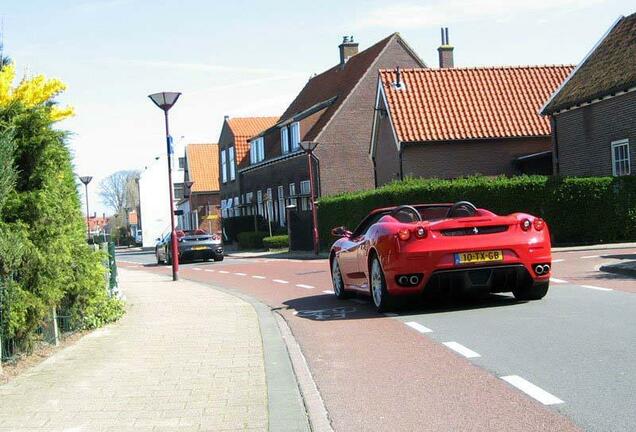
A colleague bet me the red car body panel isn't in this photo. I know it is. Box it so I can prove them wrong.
[330,204,551,297]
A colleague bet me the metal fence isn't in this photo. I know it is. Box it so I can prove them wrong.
[1,242,118,364]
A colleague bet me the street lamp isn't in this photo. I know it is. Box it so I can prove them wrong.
[79,176,93,242]
[148,91,181,281]
[299,141,320,255]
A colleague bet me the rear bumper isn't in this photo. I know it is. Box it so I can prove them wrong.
[179,245,224,260]
[383,243,551,296]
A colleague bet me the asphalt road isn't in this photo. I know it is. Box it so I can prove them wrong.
[117,246,636,432]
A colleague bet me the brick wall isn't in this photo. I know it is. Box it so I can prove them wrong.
[401,137,550,180]
[553,90,636,176]
[315,37,422,196]
[218,122,240,202]
[373,95,402,186]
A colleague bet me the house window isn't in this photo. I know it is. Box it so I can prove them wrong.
[173,182,184,200]
[220,199,226,218]
[278,185,285,226]
[228,146,236,181]
[221,149,227,183]
[300,180,311,211]
[611,139,630,176]
[290,122,301,151]
[233,196,239,217]
[246,192,253,216]
[250,138,265,164]
[178,157,186,169]
[257,190,263,216]
[289,182,297,207]
[281,127,289,154]
[266,188,273,221]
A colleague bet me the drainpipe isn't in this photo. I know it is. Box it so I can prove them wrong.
[399,142,404,181]
[552,116,560,176]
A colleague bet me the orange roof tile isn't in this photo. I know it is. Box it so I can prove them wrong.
[226,117,279,165]
[186,143,219,193]
[379,66,574,142]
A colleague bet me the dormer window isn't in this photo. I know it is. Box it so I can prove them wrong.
[290,122,301,151]
[281,127,289,154]
[250,137,265,164]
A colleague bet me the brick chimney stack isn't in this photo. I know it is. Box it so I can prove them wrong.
[438,27,454,69]
[339,36,359,67]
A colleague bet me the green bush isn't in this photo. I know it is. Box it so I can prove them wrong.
[317,175,636,247]
[263,235,289,250]
[222,215,267,242]
[237,231,268,249]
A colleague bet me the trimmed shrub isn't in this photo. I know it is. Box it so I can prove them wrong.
[263,235,289,250]
[237,231,268,250]
[317,175,636,247]
[223,215,267,242]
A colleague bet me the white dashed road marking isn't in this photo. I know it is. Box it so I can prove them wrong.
[550,278,568,284]
[443,341,481,358]
[204,269,215,273]
[219,270,230,274]
[405,321,433,334]
[273,279,289,284]
[192,268,203,271]
[581,285,613,292]
[322,290,334,294]
[581,255,600,259]
[501,375,564,405]
[252,275,266,279]
[234,272,247,276]
[296,284,315,289]
[552,259,565,263]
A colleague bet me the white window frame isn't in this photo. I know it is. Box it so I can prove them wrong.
[257,190,263,216]
[300,180,311,211]
[266,188,273,222]
[281,126,289,154]
[290,122,301,151]
[611,139,630,177]
[246,192,253,216]
[233,196,239,217]
[228,146,236,181]
[220,199,227,218]
[289,182,297,207]
[221,150,227,183]
[250,138,265,164]
[278,185,285,226]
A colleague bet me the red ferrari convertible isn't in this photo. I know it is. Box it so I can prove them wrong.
[329,201,551,311]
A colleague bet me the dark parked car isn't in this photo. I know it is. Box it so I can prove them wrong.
[155,229,223,264]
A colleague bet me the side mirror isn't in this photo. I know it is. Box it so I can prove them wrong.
[331,226,351,238]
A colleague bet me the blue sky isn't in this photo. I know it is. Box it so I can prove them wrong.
[2,0,634,214]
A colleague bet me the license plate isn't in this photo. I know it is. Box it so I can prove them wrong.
[455,250,503,265]
[192,246,208,251]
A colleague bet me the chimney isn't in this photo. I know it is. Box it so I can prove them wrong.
[339,35,359,67]
[437,27,454,69]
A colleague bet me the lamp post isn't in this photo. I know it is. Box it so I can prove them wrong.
[148,91,181,281]
[299,141,320,255]
[79,176,93,242]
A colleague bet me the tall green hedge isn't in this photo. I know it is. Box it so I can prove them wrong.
[317,175,636,247]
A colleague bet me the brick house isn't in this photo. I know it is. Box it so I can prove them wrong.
[178,143,221,233]
[237,33,425,236]
[218,116,278,218]
[370,57,572,185]
[541,13,636,177]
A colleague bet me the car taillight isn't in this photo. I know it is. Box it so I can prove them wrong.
[520,219,531,231]
[415,226,427,238]
[211,234,220,241]
[398,228,411,241]
[533,218,545,231]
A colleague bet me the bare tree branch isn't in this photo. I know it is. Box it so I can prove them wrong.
[99,170,140,215]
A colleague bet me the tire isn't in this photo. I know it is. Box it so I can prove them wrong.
[166,250,172,265]
[370,256,392,312]
[214,255,224,262]
[156,250,164,265]
[331,258,349,299]
[513,280,549,301]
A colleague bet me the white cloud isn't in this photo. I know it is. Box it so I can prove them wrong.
[355,0,606,28]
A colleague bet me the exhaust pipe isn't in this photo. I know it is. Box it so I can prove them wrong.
[543,264,550,273]
[535,265,545,275]
[409,275,420,285]
[398,276,409,285]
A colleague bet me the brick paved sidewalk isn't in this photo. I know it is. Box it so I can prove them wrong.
[0,269,269,432]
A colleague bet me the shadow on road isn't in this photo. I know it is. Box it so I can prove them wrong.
[284,292,523,321]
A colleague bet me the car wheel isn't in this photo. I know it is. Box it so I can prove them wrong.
[513,280,549,301]
[331,258,349,299]
[166,251,172,265]
[214,255,224,262]
[370,256,392,312]
[156,250,163,265]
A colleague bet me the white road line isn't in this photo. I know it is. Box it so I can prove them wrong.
[219,270,230,274]
[351,298,367,304]
[552,259,565,263]
[405,321,433,334]
[234,272,247,276]
[204,269,215,273]
[322,290,334,294]
[252,275,266,279]
[500,375,564,405]
[581,255,600,259]
[296,284,315,289]
[192,268,203,271]
[383,312,398,317]
[550,277,568,284]
[443,341,481,358]
[273,279,289,284]
[581,284,613,292]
